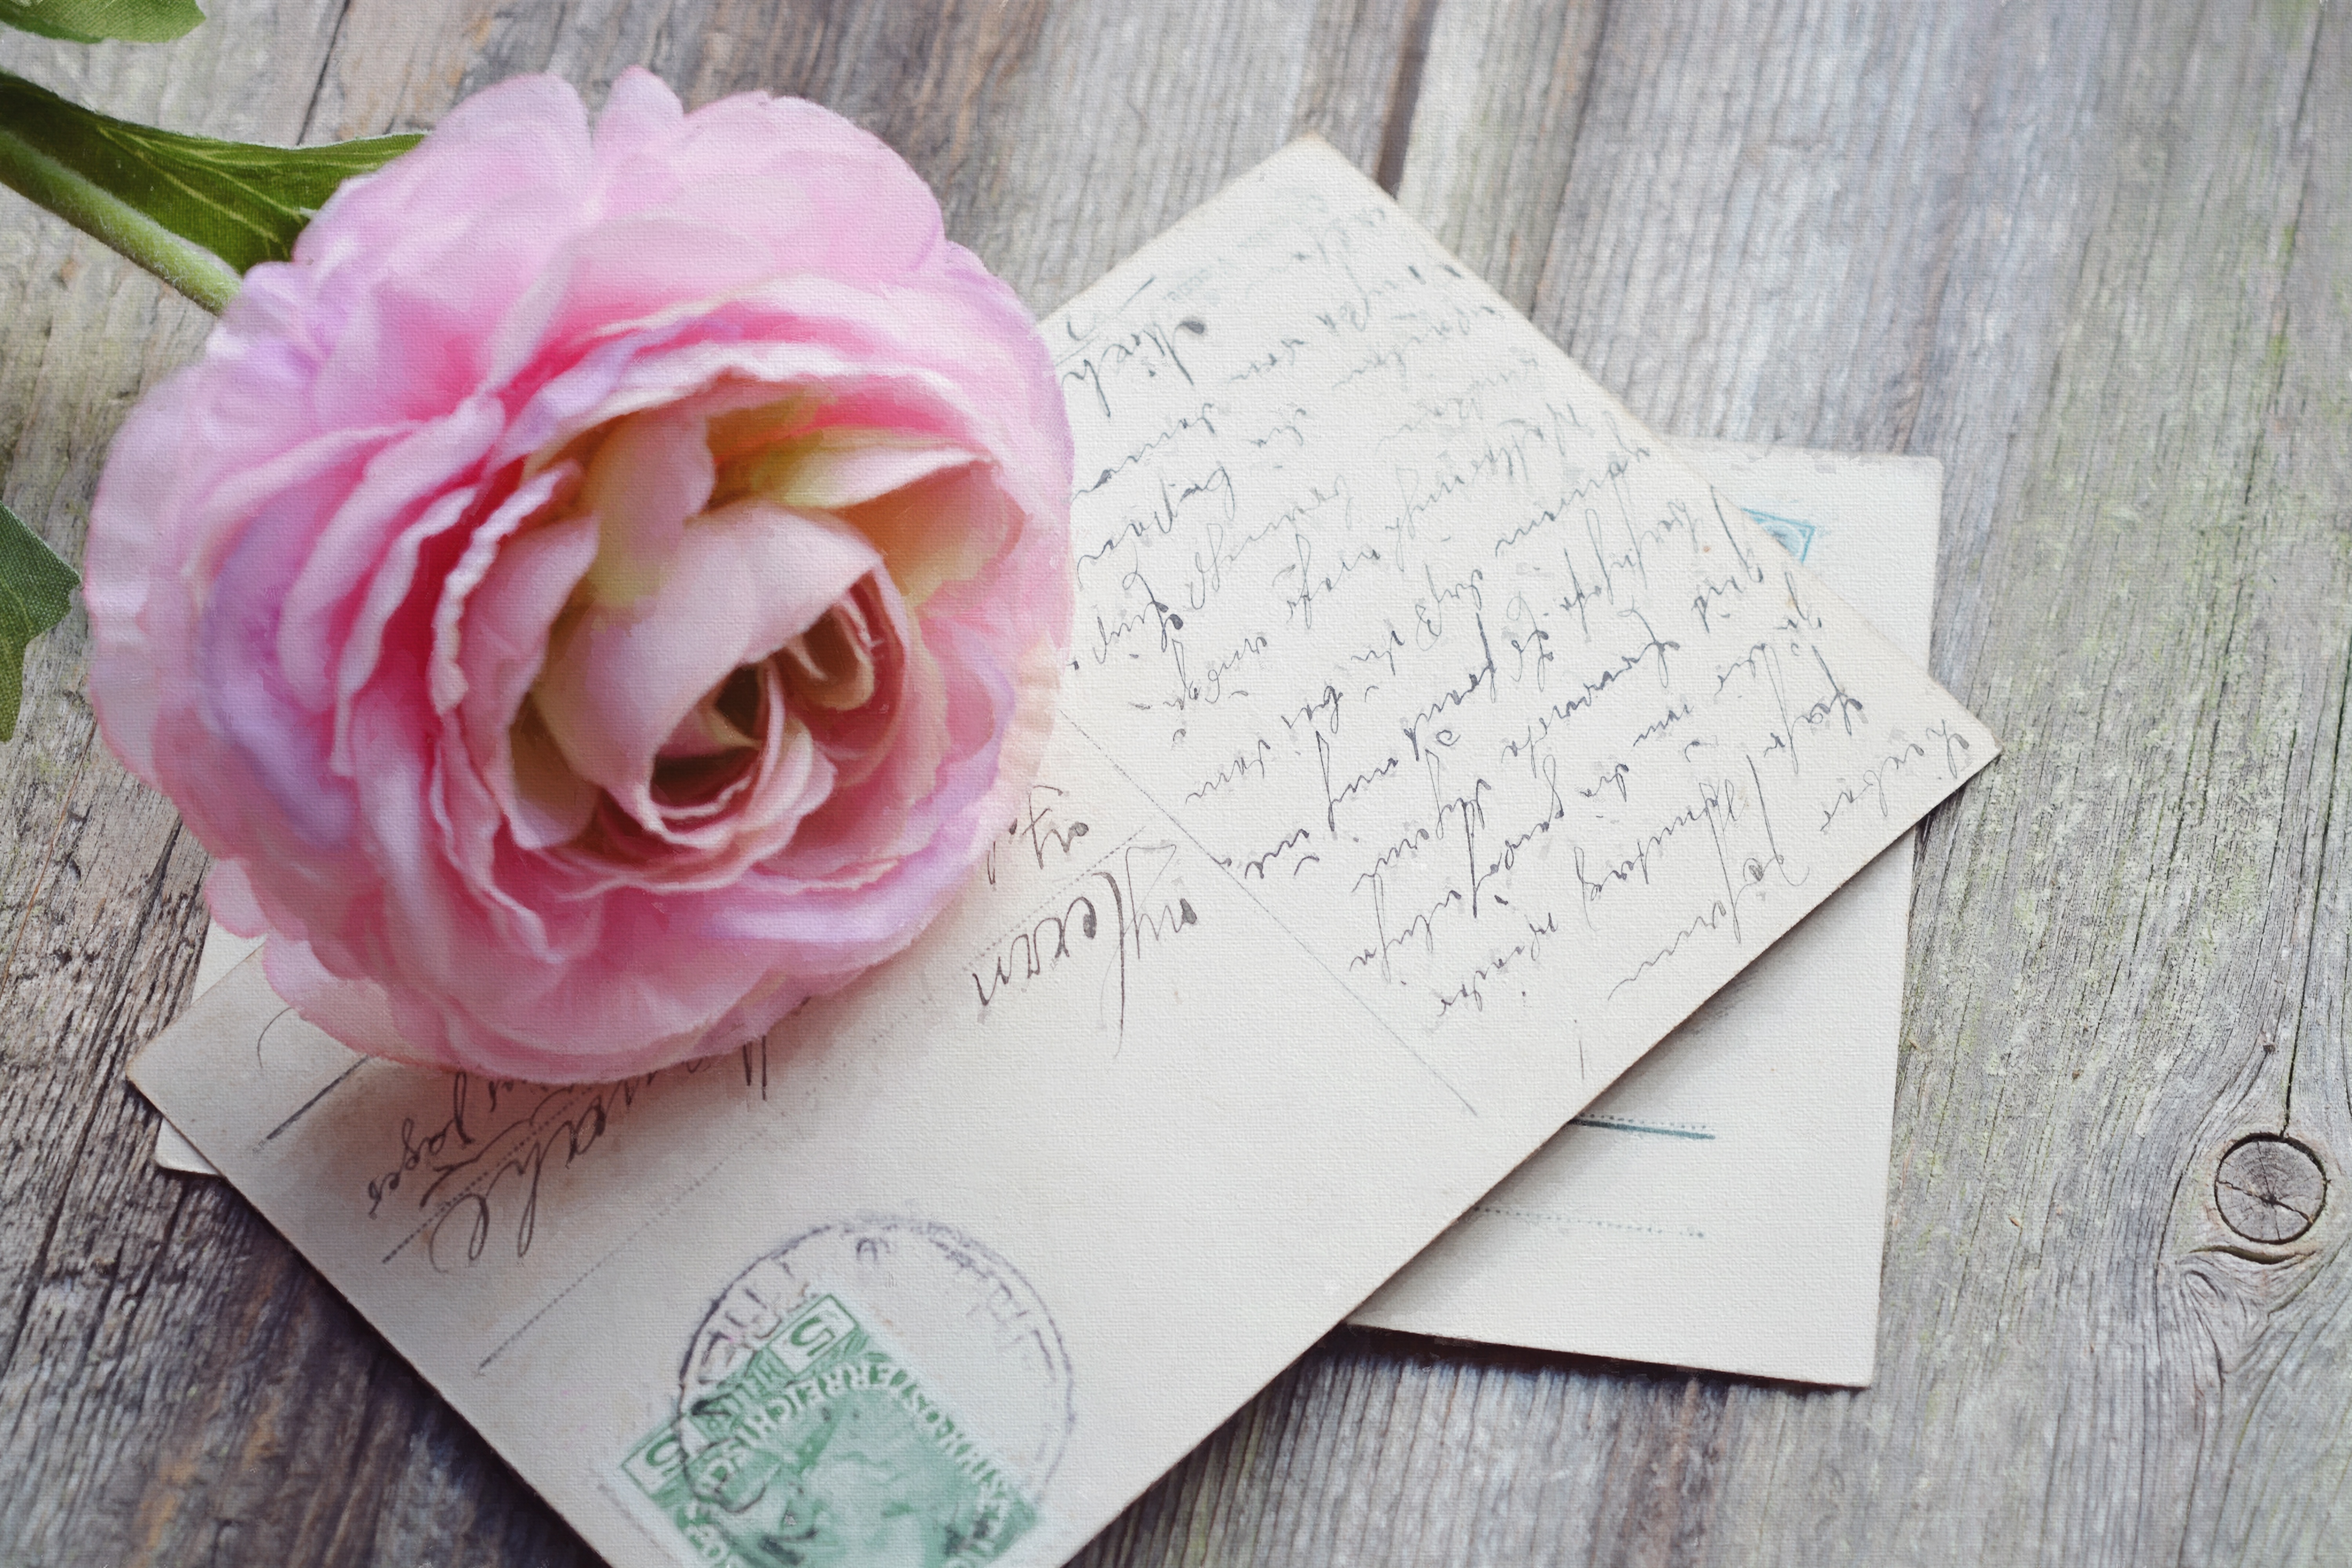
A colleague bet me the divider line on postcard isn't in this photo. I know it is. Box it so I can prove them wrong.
[1060,711,1479,1118]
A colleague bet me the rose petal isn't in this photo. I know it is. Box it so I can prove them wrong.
[484,217,786,393]
[590,67,686,165]
[452,510,602,847]
[428,462,580,713]
[204,861,269,938]
[266,938,417,1062]
[755,430,978,512]
[278,400,501,708]
[840,463,1020,608]
[573,406,715,604]
[330,484,476,774]
[534,497,879,816]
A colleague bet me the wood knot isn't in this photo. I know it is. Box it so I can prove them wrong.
[2214,1136,2326,1244]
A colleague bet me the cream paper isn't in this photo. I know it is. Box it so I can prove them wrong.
[134,141,1993,1568]
[1353,441,1941,1385]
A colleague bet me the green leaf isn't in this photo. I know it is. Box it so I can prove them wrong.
[0,70,420,311]
[0,0,203,44]
[0,499,76,742]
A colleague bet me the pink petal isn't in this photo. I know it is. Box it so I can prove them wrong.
[330,484,476,773]
[428,462,580,714]
[277,400,501,708]
[483,217,786,393]
[534,499,879,810]
[765,431,977,512]
[451,509,601,844]
[589,67,686,165]
[573,406,715,604]
[266,939,418,1062]
[204,862,269,938]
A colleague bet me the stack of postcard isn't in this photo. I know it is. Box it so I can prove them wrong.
[135,140,1992,1568]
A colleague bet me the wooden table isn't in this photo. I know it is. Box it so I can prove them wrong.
[5,3,2347,1563]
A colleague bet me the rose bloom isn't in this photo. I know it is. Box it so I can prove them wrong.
[84,71,1073,1080]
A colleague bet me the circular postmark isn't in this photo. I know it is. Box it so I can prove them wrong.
[621,1216,1073,1568]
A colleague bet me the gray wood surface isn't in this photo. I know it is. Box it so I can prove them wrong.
[3,2,2348,1563]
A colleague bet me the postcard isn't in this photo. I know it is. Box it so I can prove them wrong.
[157,448,1942,1392]
[152,446,1942,1390]
[1353,441,1941,1385]
[133,140,1994,1568]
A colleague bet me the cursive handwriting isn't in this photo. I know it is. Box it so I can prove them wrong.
[365,1040,766,1269]
[1055,159,1977,1037]
[969,839,1203,1038]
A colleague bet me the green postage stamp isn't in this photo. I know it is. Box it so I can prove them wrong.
[622,1292,1038,1568]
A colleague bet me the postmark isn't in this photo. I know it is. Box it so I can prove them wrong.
[624,1217,1074,1568]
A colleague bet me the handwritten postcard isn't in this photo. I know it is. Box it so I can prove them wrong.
[134,140,1994,1568]
[1354,440,1942,1385]
[158,445,1943,1390]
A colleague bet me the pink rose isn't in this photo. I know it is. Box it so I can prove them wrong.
[83,70,1073,1080]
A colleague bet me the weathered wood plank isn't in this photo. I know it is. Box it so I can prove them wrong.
[1395,0,1606,312]
[2165,10,2352,1561]
[1744,1,2349,1559]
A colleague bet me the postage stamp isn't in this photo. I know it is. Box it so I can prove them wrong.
[623,1218,1074,1568]
[1742,506,1819,563]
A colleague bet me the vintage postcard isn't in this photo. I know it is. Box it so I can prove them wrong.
[1353,441,1942,1385]
[135,140,1995,1568]
[158,446,1943,1390]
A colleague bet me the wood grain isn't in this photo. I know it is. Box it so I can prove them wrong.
[5,1,2351,1564]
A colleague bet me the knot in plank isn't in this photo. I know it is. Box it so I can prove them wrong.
[2214,1136,2326,1245]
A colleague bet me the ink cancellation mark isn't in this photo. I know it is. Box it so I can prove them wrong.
[626,1218,1073,1568]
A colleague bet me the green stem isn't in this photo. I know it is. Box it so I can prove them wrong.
[0,111,235,312]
